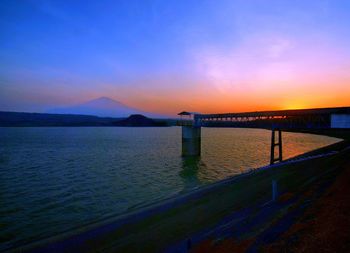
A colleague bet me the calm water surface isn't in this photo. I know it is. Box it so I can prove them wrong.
[0,127,340,250]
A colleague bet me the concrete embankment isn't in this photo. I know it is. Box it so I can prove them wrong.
[191,142,350,253]
[11,140,350,253]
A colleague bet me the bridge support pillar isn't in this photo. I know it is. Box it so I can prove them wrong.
[270,129,282,165]
[182,126,201,156]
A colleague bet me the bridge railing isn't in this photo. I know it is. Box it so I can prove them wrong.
[196,115,331,130]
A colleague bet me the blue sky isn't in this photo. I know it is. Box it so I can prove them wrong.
[1,0,350,115]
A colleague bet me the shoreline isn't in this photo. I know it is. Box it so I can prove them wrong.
[8,139,349,253]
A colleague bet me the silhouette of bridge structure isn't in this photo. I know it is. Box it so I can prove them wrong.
[178,107,350,164]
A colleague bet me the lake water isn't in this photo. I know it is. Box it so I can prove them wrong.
[0,127,340,250]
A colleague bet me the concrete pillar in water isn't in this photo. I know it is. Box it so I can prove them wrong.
[182,126,201,156]
[270,129,283,165]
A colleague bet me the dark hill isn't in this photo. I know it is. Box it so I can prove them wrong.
[0,111,172,127]
[0,111,122,127]
[113,114,167,127]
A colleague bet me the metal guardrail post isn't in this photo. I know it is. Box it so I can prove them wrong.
[272,180,278,201]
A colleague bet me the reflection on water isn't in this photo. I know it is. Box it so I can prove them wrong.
[180,157,207,190]
[0,127,340,250]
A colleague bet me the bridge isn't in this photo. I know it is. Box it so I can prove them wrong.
[178,107,350,165]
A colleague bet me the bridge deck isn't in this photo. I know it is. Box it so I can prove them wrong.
[196,107,350,119]
[191,107,350,130]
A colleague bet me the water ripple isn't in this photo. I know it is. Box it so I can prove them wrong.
[0,127,340,250]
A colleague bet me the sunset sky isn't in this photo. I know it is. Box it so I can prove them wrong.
[1,0,350,116]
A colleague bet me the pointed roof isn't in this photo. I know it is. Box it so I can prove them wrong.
[178,111,192,116]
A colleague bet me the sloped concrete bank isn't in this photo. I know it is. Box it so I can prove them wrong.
[190,143,350,253]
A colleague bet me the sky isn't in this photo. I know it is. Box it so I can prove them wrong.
[1,0,350,116]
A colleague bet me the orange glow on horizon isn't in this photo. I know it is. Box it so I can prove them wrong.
[105,79,350,116]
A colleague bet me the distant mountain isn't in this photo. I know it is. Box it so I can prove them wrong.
[47,97,161,118]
